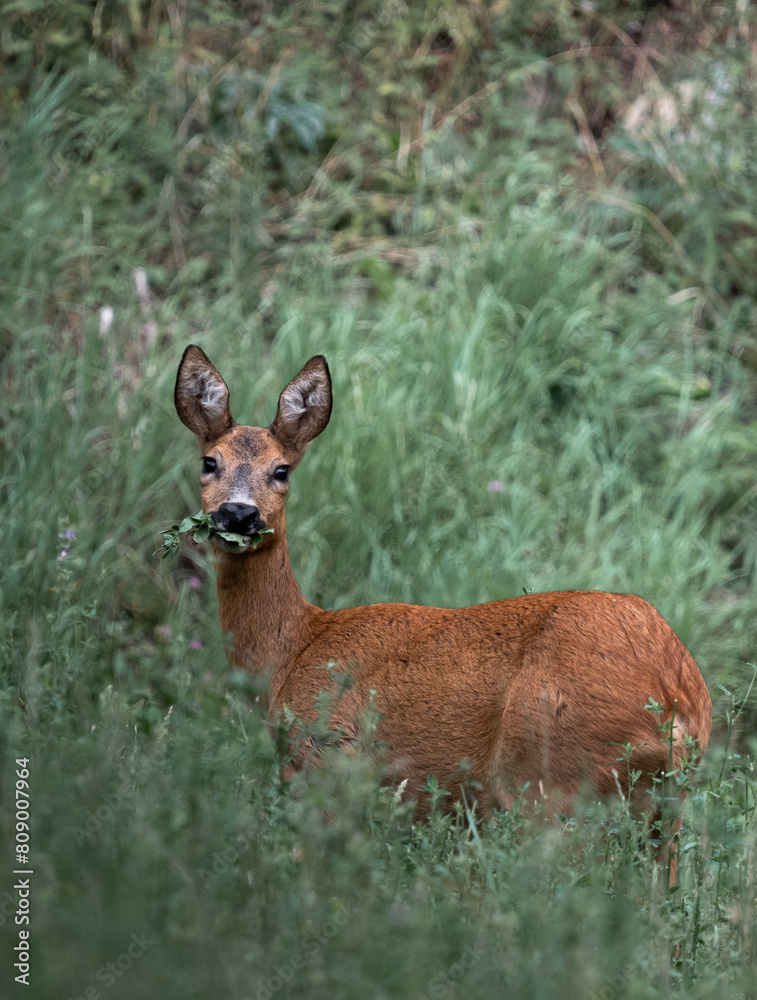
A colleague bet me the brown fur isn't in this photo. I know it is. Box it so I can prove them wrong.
[175,346,712,834]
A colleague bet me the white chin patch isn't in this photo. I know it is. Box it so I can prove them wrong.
[215,537,252,554]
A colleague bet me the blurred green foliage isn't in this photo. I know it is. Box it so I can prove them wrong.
[1,0,757,997]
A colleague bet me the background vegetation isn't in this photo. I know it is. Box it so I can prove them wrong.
[1,0,756,997]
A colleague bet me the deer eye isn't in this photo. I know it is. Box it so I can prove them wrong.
[273,466,289,483]
[201,457,217,474]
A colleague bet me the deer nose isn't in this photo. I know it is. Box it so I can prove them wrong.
[213,502,262,534]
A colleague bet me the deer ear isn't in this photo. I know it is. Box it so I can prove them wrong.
[270,355,332,461]
[175,345,233,440]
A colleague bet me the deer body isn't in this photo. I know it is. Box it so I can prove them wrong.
[176,346,712,816]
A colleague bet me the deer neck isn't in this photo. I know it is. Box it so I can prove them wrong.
[213,525,313,683]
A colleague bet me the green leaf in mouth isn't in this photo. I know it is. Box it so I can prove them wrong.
[159,511,273,558]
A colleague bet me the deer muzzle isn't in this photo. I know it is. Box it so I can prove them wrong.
[212,502,266,536]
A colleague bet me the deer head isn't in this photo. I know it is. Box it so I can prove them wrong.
[174,345,332,553]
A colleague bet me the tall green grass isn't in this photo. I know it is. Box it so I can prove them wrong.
[1,2,756,997]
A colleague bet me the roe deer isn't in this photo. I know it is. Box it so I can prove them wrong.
[174,346,712,838]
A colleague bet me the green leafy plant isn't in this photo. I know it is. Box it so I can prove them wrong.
[159,511,273,559]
